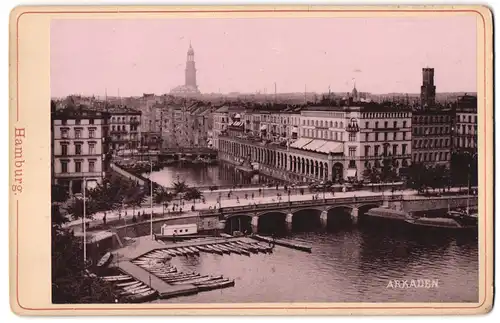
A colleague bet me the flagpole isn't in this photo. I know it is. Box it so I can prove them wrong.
[150,159,153,240]
[83,177,87,265]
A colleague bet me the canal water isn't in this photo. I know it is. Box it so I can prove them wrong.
[148,164,277,188]
[148,165,478,303]
[156,229,478,303]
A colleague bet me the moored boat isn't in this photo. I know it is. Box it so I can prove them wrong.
[125,289,158,303]
[96,252,113,268]
[196,279,235,291]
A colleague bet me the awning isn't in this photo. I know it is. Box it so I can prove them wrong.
[315,141,343,154]
[290,138,312,149]
[302,139,328,151]
[260,125,268,131]
[347,168,357,177]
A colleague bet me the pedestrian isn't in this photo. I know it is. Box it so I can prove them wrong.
[132,215,137,223]
[103,214,107,225]
[251,192,254,199]
[276,185,279,191]
[228,192,231,199]
[191,205,195,211]
[118,212,121,221]
[236,196,240,204]
[245,193,248,200]
[259,188,262,196]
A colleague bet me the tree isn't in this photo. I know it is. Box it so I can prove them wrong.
[51,207,125,304]
[124,184,147,216]
[184,187,203,208]
[154,187,174,206]
[405,162,428,192]
[362,166,381,183]
[380,157,399,183]
[172,180,189,195]
[52,184,69,203]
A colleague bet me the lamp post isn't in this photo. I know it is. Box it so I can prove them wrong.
[150,158,153,240]
[83,177,87,266]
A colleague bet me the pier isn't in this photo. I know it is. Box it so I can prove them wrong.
[251,235,312,252]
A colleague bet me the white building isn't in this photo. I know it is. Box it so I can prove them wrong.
[52,107,107,195]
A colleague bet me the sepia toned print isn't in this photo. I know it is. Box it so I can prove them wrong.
[10,5,493,315]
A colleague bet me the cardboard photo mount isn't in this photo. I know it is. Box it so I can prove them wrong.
[9,5,494,316]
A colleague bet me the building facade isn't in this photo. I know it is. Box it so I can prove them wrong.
[216,102,412,183]
[411,109,453,167]
[107,107,142,152]
[454,94,478,152]
[52,107,107,195]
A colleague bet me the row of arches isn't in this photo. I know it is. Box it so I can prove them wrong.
[219,139,346,182]
[224,205,378,235]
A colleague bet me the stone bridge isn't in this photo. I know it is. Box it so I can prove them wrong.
[198,194,477,234]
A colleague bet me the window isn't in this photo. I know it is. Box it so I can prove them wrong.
[424,153,428,161]
[340,122,343,128]
[75,161,82,173]
[62,119,67,125]
[393,132,397,140]
[364,145,370,156]
[89,160,95,172]
[75,144,82,155]
[392,144,397,155]
[403,121,407,128]
[75,119,81,125]
[384,121,388,128]
[375,133,379,141]
[402,144,407,155]
[348,147,356,157]
[60,129,68,139]
[374,145,380,156]
[89,119,94,125]
[89,129,95,138]
[438,152,443,161]
[384,133,388,141]
[402,132,407,140]
[61,161,68,173]
[375,121,379,129]
[349,133,356,142]
[75,129,81,138]
[89,143,95,154]
[365,122,369,128]
[468,116,472,123]
[335,122,338,128]
[393,121,397,128]
[61,144,68,156]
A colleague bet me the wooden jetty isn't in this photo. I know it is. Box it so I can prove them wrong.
[251,235,312,252]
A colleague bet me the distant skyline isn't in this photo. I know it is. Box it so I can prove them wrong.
[51,16,477,98]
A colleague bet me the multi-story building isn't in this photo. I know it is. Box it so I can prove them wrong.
[107,106,142,152]
[212,106,229,149]
[411,109,453,167]
[454,94,478,152]
[217,100,412,183]
[52,107,108,195]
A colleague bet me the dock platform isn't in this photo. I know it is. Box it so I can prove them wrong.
[251,235,312,252]
[116,261,198,299]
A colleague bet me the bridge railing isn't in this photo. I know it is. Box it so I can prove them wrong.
[198,194,403,217]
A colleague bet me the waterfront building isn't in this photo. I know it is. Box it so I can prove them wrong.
[411,109,453,167]
[107,106,142,152]
[217,101,412,183]
[51,106,108,195]
[454,94,478,152]
[212,105,229,149]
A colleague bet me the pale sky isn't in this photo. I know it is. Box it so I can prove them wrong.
[51,16,477,97]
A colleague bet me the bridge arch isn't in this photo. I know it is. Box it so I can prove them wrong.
[257,211,288,235]
[291,208,323,232]
[224,214,252,235]
[326,205,353,231]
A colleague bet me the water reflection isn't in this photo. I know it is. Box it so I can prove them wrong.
[157,227,478,304]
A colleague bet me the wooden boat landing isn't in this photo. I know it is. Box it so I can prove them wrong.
[115,261,198,299]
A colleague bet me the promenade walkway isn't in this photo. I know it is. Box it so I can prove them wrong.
[64,186,473,230]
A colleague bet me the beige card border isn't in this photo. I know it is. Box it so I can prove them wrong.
[9,5,494,316]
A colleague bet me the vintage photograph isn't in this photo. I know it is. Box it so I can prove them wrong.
[50,14,480,305]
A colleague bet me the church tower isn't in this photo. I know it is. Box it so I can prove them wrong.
[185,43,198,89]
[420,67,436,108]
